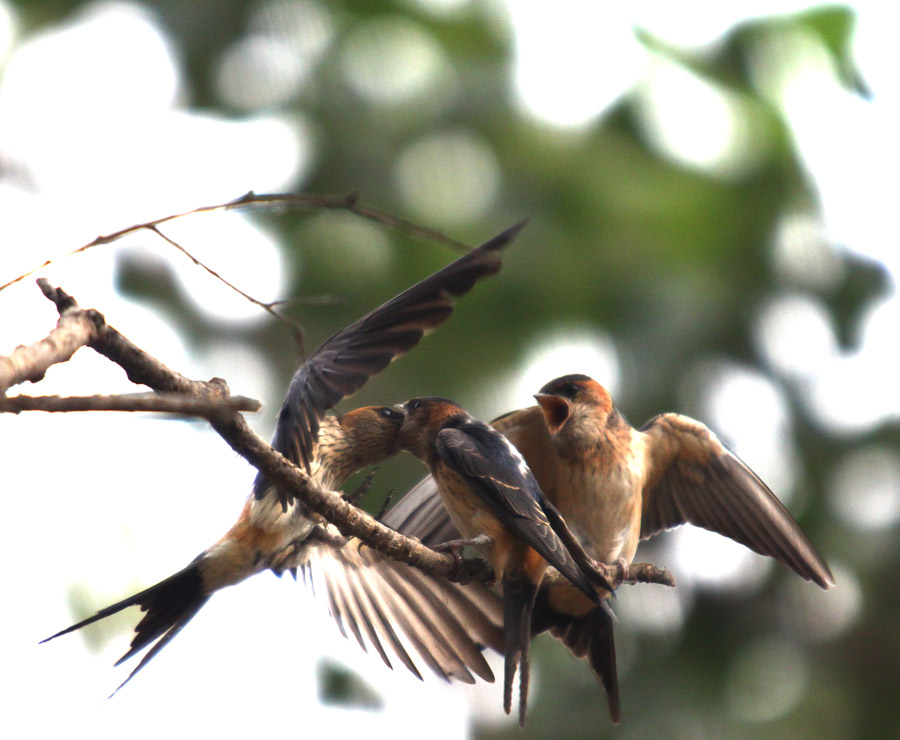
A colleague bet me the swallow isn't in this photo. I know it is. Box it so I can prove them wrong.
[41,221,526,691]
[396,396,613,726]
[531,374,834,586]
[513,372,833,721]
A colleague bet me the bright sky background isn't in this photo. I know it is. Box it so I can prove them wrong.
[0,0,896,737]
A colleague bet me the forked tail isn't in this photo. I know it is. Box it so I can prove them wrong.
[502,573,540,727]
[41,557,209,695]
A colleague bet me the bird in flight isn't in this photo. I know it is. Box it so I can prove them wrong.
[41,221,526,692]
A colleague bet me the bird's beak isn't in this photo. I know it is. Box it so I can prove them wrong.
[534,393,571,435]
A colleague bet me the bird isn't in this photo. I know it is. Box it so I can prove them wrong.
[530,373,834,587]
[372,373,833,723]
[395,395,614,726]
[509,372,834,721]
[41,221,526,692]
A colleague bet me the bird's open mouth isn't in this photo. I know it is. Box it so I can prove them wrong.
[534,394,570,434]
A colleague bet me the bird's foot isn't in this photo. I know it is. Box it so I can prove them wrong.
[600,558,632,586]
[614,558,631,583]
[433,534,492,555]
[434,535,493,580]
[373,488,396,522]
[345,467,378,505]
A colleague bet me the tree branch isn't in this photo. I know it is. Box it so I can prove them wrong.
[0,392,260,416]
[0,285,96,394]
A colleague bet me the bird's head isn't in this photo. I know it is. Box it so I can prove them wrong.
[396,396,467,461]
[340,405,407,463]
[534,374,614,437]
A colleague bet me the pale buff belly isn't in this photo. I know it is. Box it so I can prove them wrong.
[553,463,643,564]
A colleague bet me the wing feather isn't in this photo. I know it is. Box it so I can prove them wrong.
[255,221,526,501]
[641,413,834,588]
[301,535,503,684]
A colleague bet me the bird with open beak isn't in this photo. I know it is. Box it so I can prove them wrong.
[396,395,614,726]
[41,222,526,692]
[504,372,834,721]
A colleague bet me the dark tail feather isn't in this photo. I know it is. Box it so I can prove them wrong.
[41,559,209,694]
[502,574,540,727]
[584,607,620,724]
[532,591,621,724]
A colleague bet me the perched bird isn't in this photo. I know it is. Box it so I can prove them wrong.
[41,222,526,691]
[396,396,613,726]
[375,373,833,723]
[531,373,834,586]
[511,373,833,721]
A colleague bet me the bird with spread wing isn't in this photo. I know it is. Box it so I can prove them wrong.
[41,222,525,692]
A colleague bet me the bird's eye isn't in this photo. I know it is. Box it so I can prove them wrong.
[565,384,579,398]
[408,398,424,411]
[378,407,398,419]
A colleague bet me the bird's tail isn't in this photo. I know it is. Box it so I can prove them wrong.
[532,590,621,724]
[41,557,210,695]
[502,573,540,727]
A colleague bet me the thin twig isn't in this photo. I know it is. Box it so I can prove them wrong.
[0,190,470,294]
[0,192,472,366]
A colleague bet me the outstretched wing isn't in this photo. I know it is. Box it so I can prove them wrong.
[255,221,526,501]
[640,413,834,588]
[379,474,461,547]
[302,537,503,684]
[436,420,610,599]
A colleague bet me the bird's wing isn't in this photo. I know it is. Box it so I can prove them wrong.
[640,413,834,588]
[379,406,554,548]
[490,405,560,486]
[290,476,504,685]
[255,221,526,499]
[302,539,503,684]
[436,424,554,537]
[436,422,607,599]
[380,474,461,547]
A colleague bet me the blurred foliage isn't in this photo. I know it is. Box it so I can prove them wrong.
[6,1,895,738]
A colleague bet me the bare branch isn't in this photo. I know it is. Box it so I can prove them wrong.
[607,561,676,589]
[0,392,260,416]
[0,282,99,394]
[37,279,489,583]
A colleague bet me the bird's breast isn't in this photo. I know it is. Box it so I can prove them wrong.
[433,466,517,573]
[552,436,646,564]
